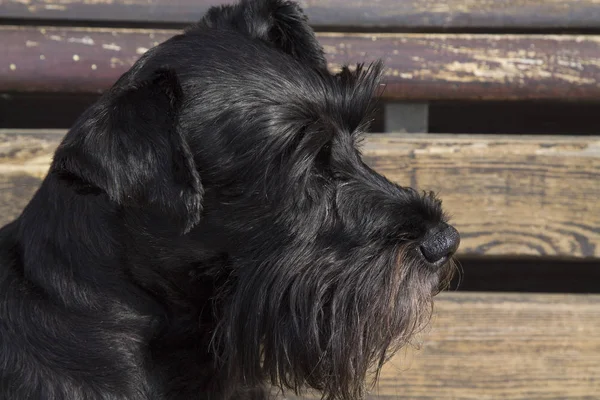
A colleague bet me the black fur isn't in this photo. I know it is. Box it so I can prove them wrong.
[0,0,458,399]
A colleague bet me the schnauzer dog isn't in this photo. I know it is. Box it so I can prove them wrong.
[0,0,459,399]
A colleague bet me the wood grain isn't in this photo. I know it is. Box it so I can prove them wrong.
[364,134,600,258]
[1,130,599,259]
[2,0,600,30]
[0,174,42,223]
[2,26,600,100]
[1,132,599,397]
[0,130,60,223]
[287,292,600,400]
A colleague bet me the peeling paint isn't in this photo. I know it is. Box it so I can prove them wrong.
[73,55,80,61]
[553,73,596,85]
[102,43,122,51]
[557,59,584,70]
[110,57,125,68]
[9,64,16,71]
[44,4,67,10]
[582,58,600,68]
[68,36,95,46]
[395,39,599,86]
[3,25,600,100]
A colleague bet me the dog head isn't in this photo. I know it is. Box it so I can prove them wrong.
[167,1,460,398]
[193,63,458,399]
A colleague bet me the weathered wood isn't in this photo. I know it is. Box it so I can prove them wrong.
[288,292,600,400]
[2,0,600,30]
[0,129,59,179]
[2,26,600,100]
[0,130,59,223]
[0,26,168,94]
[1,130,599,259]
[364,134,600,258]
[0,174,42,223]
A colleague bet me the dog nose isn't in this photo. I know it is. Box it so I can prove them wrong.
[419,223,460,267]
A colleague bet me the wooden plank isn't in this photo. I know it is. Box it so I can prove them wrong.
[2,131,600,395]
[1,0,600,30]
[0,130,55,223]
[2,26,600,100]
[365,134,600,258]
[0,26,168,94]
[0,174,42,224]
[289,292,600,400]
[1,130,599,259]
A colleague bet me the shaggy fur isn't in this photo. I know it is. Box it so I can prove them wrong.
[0,0,459,399]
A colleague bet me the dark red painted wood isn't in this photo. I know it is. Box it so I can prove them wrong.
[2,26,600,101]
[1,0,600,30]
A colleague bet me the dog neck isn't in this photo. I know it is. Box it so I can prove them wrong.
[13,173,153,311]
[14,171,219,313]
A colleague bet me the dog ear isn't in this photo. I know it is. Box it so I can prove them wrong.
[334,62,385,134]
[53,69,203,234]
[190,0,327,70]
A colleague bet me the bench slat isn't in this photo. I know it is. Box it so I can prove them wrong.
[293,292,600,399]
[2,0,600,30]
[366,134,600,258]
[2,130,598,258]
[2,26,600,100]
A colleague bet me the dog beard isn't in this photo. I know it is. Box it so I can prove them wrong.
[210,237,456,400]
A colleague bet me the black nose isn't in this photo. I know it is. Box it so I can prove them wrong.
[419,223,460,267]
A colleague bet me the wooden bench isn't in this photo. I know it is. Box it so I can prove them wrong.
[2,1,600,398]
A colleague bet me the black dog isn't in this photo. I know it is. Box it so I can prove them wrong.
[0,0,459,399]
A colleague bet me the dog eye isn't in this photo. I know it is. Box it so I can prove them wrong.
[315,142,332,169]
